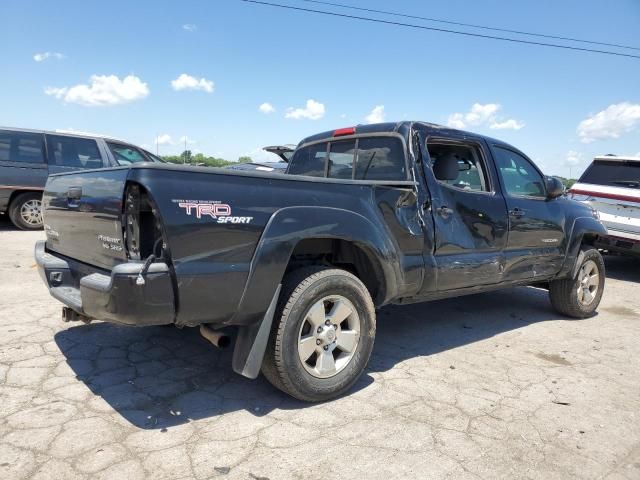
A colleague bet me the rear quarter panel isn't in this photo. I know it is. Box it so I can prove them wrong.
[127,167,401,326]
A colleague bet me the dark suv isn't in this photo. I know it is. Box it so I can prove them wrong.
[0,128,162,230]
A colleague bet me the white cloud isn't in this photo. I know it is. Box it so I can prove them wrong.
[340,113,347,119]
[179,135,197,145]
[155,134,173,145]
[285,99,325,120]
[34,52,64,62]
[171,74,214,93]
[577,102,640,143]
[44,75,149,106]
[565,150,584,166]
[182,24,197,32]
[259,102,275,114]
[447,103,524,131]
[365,105,385,124]
[490,119,525,130]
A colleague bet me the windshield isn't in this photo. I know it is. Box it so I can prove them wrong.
[579,160,640,188]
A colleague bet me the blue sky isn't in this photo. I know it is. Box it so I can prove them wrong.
[1,0,639,177]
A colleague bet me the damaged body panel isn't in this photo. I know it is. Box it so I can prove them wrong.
[36,121,607,387]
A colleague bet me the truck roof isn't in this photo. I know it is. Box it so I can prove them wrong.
[593,155,640,163]
[297,121,515,150]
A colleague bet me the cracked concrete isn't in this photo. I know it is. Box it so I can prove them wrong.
[1,216,639,479]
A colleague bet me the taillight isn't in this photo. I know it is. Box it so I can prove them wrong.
[124,184,142,260]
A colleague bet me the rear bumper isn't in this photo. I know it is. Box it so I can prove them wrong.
[594,230,640,257]
[35,240,175,325]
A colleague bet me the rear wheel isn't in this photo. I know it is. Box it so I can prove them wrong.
[549,248,605,318]
[262,267,376,402]
[8,192,43,230]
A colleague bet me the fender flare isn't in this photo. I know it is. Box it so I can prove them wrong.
[231,206,400,378]
[557,216,607,279]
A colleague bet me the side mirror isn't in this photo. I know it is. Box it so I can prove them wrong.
[545,176,565,199]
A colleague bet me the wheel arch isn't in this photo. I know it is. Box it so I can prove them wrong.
[557,216,607,279]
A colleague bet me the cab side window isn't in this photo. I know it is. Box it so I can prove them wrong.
[427,142,490,192]
[46,135,103,169]
[493,147,545,198]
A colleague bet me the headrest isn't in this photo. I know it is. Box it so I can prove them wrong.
[433,153,459,181]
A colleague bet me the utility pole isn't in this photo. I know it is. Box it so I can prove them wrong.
[184,136,187,164]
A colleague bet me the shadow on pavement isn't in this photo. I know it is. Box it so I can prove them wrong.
[0,214,18,231]
[54,283,584,430]
[602,254,640,283]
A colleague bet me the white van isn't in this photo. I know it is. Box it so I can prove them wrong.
[570,155,640,257]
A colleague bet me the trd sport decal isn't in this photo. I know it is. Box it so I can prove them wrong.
[172,199,253,224]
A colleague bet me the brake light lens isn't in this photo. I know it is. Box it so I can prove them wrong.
[333,127,356,137]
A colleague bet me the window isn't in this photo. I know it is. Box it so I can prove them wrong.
[0,130,45,164]
[493,146,545,198]
[328,140,356,179]
[579,160,640,188]
[355,137,406,180]
[287,136,407,180]
[46,135,103,169]
[288,143,328,177]
[107,143,149,165]
[427,142,489,192]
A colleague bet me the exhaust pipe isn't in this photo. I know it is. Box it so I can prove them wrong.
[62,307,91,324]
[199,325,231,349]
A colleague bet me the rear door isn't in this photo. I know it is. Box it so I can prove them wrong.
[490,145,565,280]
[45,134,109,174]
[421,136,509,291]
[0,129,48,194]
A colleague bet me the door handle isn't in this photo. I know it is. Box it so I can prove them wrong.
[509,208,525,218]
[436,206,453,218]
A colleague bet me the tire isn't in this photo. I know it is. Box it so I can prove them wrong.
[549,248,605,318]
[261,266,376,402]
[8,192,44,230]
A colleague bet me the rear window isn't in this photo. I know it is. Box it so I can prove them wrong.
[46,135,103,169]
[288,136,406,180]
[288,142,327,177]
[0,130,45,163]
[579,160,640,188]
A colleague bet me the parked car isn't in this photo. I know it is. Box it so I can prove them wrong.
[569,155,640,257]
[35,121,606,401]
[226,145,294,173]
[226,162,287,173]
[0,127,162,230]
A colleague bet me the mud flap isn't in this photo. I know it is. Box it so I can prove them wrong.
[232,284,281,379]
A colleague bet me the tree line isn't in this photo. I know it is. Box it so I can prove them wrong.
[161,150,252,167]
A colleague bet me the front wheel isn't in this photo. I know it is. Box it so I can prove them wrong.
[549,248,605,318]
[261,267,376,402]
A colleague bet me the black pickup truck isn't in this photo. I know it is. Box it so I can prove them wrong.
[36,121,607,401]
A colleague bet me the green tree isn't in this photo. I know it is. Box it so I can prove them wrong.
[238,156,252,163]
[181,150,192,163]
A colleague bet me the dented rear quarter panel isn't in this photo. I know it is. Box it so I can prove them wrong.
[127,165,415,326]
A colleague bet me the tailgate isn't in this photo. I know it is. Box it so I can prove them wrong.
[42,169,129,270]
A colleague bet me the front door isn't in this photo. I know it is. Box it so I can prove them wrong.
[489,145,565,281]
[422,137,509,291]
